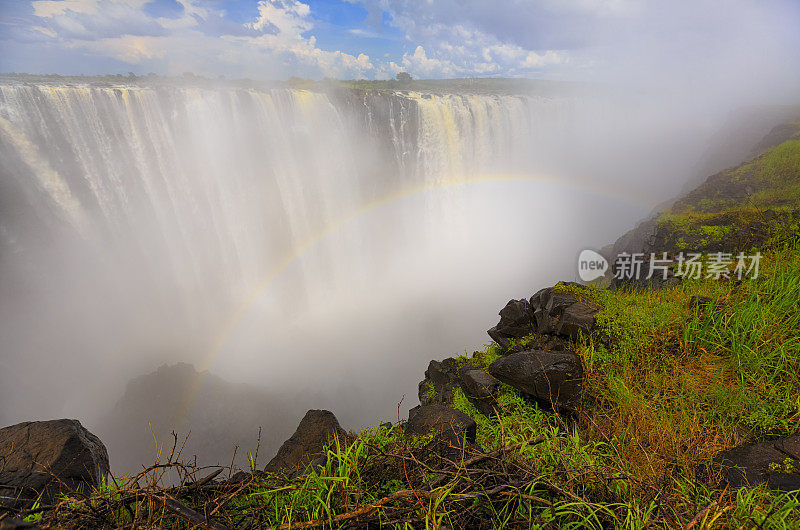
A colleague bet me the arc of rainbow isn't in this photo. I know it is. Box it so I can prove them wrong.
[173,172,646,429]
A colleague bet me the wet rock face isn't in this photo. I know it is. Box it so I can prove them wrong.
[418,359,460,406]
[405,405,476,446]
[458,367,500,417]
[488,286,598,350]
[487,298,536,349]
[0,419,109,511]
[488,350,583,411]
[556,302,598,340]
[715,436,800,491]
[264,410,346,475]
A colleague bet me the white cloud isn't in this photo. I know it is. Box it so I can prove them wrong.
[399,46,455,77]
[32,0,105,17]
[248,0,311,35]
[387,22,567,78]
[23,0,377,79]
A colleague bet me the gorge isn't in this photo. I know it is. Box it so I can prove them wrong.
[0,78,733,473]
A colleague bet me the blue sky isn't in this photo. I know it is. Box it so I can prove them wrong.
[1,0,800,86]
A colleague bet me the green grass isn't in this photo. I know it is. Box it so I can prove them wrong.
[674,135,800,216]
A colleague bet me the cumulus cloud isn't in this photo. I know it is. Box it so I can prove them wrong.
[7,0,377,78]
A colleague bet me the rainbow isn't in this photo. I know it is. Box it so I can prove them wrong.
[172,172,645,428]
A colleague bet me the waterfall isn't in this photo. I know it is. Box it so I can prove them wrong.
[0,83,588,420]
[0,84,570,311]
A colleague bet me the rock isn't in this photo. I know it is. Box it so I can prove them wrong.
[533,307,555,334]
[532,287,598,340]
[688,296,725,312]
[715,436,800,490]
[458,367,500,416]
[507,333,571,354]
[405,405,476,445]
[529,287,551,309]
[418,359,459,406]
[689,296,713,310]
[488,350,583,411]
[264,410,346,475]
[296,455,328,478]
[556,302,598,339]
[0,517,39,530]
[0,420,109,511]
[487,299,536,349]
[487,326,512,350]
[541,290,580,317]
[227,471,250,484]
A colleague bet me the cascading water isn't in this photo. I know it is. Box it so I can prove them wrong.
[0,81,642,470]
[0,84,572,314]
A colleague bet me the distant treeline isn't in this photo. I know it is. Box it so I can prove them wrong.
[0,72,581,96]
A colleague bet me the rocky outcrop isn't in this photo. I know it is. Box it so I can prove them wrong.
[418,359,460,406]
[417,284,592,417]
[405,405,476,446]
[489,350,583,411]
[556,302,599,340]
[458,367,500,416]
[487,299,536,349]
[264,410,346,475]
[418,359,500,417]
[0,420,109,510]
[488,285,598,351]
[715,436,800,491]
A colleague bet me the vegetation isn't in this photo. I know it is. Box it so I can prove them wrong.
[0,72,580,96]
[650,129,800,252]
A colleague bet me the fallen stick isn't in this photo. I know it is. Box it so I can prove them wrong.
[188,468,225,490]
[160,495,231,530]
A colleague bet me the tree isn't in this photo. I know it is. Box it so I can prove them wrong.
[396,71,412,85]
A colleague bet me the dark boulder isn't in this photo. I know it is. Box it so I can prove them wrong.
[688,296,725,313]
[418,358,459,406]
[507,332,571,354]
[264,410,346,475]
[715,436,800,490]
[489,350,583,411]
[489,286,598,347]
[405,405,476,446]
[0,517,39,529]
[689,295,714,310]
[0,419,109,511]
[531,287,598,339]
[486,326,511,350]
[540,290,581,317]
[556,302,598,339]
[487,299,536,349]
[458,367,500,416]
